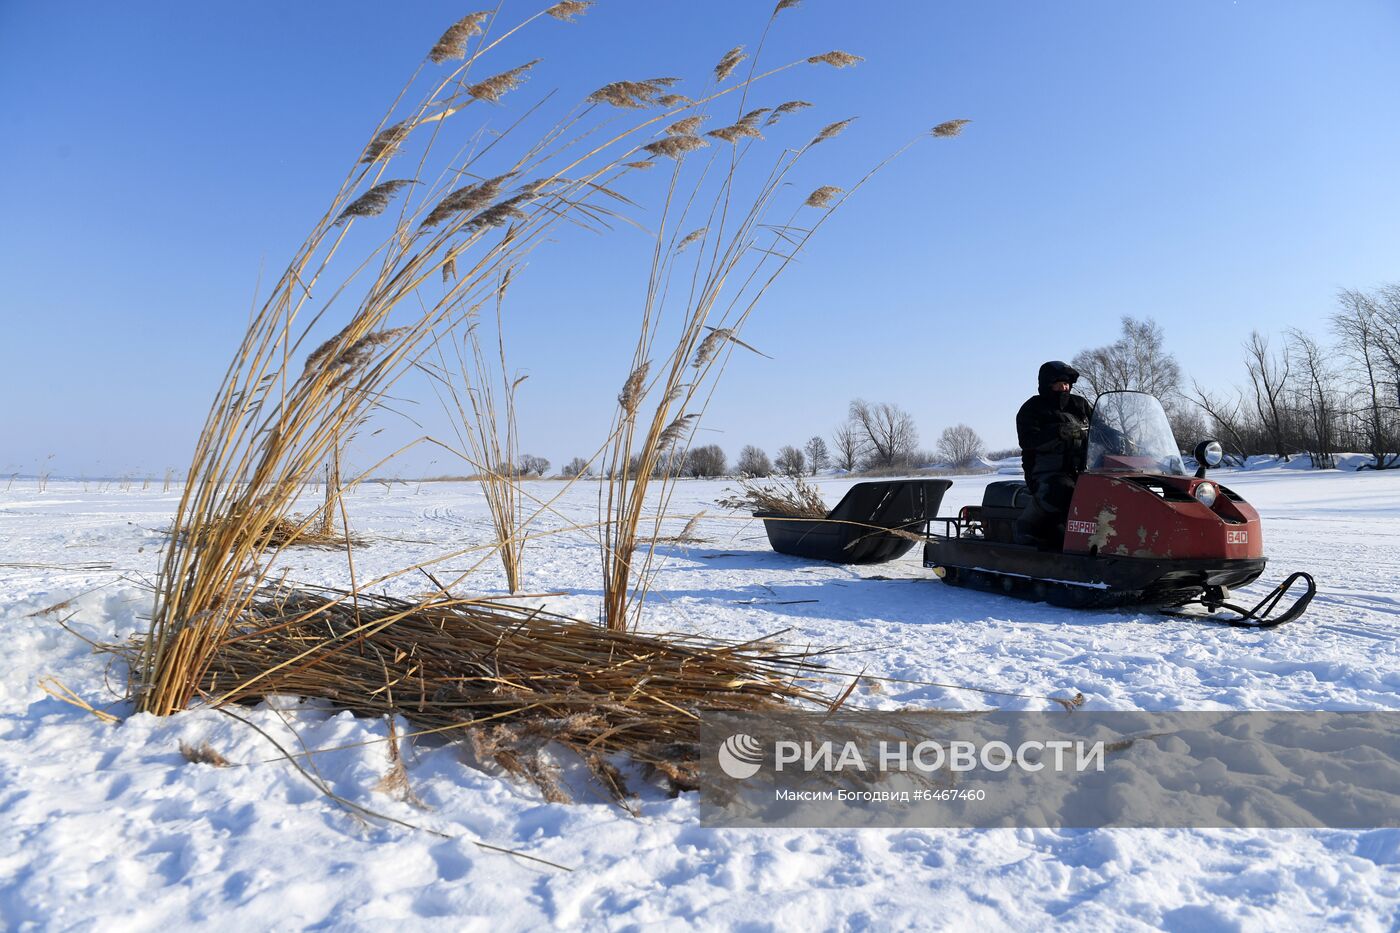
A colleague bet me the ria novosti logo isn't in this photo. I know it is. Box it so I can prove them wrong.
[717,733,764,779]
[715,733,1108,779]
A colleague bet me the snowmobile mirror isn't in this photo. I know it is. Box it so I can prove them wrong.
[1194,439,1224,478]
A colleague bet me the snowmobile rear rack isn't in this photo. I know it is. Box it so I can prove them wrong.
[757,479,952,565]
[1164,571,1317,629]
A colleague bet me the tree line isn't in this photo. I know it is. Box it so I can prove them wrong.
[550,405,989,480]
[1074,284,1400,469]
[541,281,1399,478]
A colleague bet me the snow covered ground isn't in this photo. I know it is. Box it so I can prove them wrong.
[3,466,1399,930]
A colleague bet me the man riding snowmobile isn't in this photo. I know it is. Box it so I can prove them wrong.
[1014,360,1093,548]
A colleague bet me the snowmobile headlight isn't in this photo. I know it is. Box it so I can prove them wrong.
[1194,482,1218,508]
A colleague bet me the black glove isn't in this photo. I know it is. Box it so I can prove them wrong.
[1058,423,1084,443]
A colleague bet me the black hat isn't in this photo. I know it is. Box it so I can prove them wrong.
[1038,360,1079,391]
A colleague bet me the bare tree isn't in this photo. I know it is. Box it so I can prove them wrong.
[1072,317,1182,401]
[518,454,550,476]
[736,445,773,477]
[831,424,864,472]
[936,423,984,467]
[1187,380,1253,461]
[774,445,806,478]
[848,399,919,468]
[1243,331,1292,460]
[1334,288,1400,468]
[803,436,830,475]
[1287,328,1339,468]
[685,444,726,478]
[1167,405,1209,454]
[561,456,591,478]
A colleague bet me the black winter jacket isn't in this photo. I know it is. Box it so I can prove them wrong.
[1017,361,1093,490]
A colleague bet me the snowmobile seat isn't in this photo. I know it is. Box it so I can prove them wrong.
[983,480,1030,510]
[756,479,953,564]
[973,480,1031,544]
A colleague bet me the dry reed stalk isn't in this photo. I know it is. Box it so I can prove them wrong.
[594,4,917,632]
[317,447,343,538]
[153,583,831,802]
[373,717,428,808]
[653,512,708,545]
[716,476,828,519]
[420,270,531,593]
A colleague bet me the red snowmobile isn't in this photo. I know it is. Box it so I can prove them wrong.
[923,391,1315,627]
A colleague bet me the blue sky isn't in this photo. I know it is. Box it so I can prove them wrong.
[2,1,1398,478]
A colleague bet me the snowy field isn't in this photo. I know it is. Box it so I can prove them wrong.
[3,466,1399,930]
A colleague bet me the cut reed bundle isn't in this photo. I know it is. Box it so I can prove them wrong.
[716,476,828,519]
[182,583,832,802]
[243,513,361,551]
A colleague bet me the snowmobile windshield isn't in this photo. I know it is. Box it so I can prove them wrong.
[1086,391,1187,475]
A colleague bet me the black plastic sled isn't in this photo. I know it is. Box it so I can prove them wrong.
[756,479,952,565]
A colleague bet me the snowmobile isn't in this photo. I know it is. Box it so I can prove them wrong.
[923,391,1316,627]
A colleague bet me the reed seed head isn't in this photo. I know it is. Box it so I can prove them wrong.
[804,185,842,208]
[811,117,854,144]
[692,327,733,368]
[545,1,593,22]
[807,50,863,68]
[362,121,411,163]
[429,12,489,63]
[707,122,762,144]
[304,325,350,373]
[468,60,541,103]
[666,115,706,136]
[618,362,650,415]
[931,118,971,138]
[774,0,802,12]
[676,227,707,253]
[642,135,708,160]
[765,100,812,126]
[333,180,416,226]
[316,327,412,377]
[421,175,508,228]
[658,413,699,450]
[467,195,530,231]
[588,77,683,109]
[715,46,747,82]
